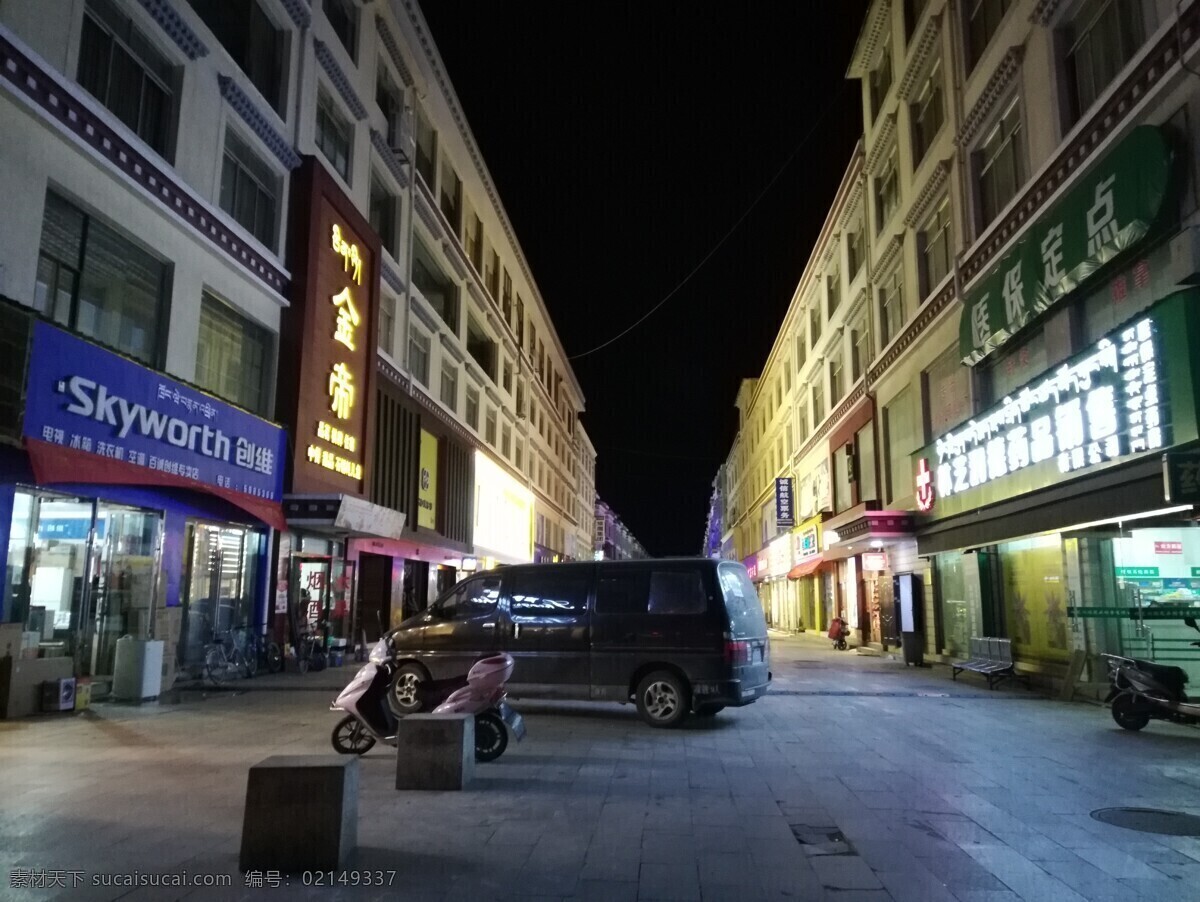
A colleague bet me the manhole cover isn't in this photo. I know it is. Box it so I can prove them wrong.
[1091,808,1200,836]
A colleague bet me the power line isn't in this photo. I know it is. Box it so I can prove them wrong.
[568,78,854,361]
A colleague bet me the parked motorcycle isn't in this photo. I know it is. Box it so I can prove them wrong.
[329,637,525,761]
[1104,617,1200,731]
[829,617,849,651]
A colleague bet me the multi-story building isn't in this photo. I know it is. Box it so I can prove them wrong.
[593,497,648,561]
[0,0,596,696]
[728,0,1200,687]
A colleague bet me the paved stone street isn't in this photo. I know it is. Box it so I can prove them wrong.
[4,634,1200,901]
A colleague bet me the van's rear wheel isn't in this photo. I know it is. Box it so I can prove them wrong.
[636,671,689,728]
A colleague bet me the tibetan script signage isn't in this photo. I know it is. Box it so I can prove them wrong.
[960,126,1173,364]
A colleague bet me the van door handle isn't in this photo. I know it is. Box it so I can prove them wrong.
[482,623,496,630]
[514,623,521,639]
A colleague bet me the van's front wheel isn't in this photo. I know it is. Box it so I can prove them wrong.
[636,671,689,728]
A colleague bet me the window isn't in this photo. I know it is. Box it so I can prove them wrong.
[925,343,972,436]
[884,385,917,504]
[465,386,479,430]
[190,0,284,113]
[879,267,904,346]
[465,213,483,272]
[515,441,523,472]
[378,293,395,356]
[829,356,844,405]
[407,327,430,386]
[502,361,513,394]
[501,422,512,459]
[323,0,357,59]
[412,240,458,332]
[976,97,1025,228]
[648,570,706,614]
[857,423,877,503]
[440,362,458,411]
[433,575,500,620]
[784,363,792,393]
[874,145,900,232]
[35,190,169,365]
[376,64,403,147]
[967,0,1014,70]
[869,35,893,121]
[851,313,871,382]
[516,296,525,347]
[1064,0,1150,124]
[466,316,497,380]
[797,402,809,443]
[810,304,822,343]
[509,569,590,616]
[501,269,513,323]
[827,271,841,318]
[220,129,279,249]
[920,196,953,297]
[485,407,497,446]
[369,175,397,258]
[78,0,177,159]
[485,248,500,300]
[796,328,807,369]
[516,381,525,418]
[439,160,462,232]
[414,105,436,188]
[911,58,945,165]
[316,91,352,182]
[812,382,825,425]
[196,292,271,414]
[905,0,930,38]
[595,571,646,615]
[848,229,865,277]
[834,443,853,513]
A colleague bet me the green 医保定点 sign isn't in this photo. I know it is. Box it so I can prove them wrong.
[1116,566,1160,578]
[1066,607,1128,618]
[960,126,1174,365]
[1068,606,1200,619]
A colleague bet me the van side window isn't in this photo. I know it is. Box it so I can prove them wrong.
[647,571,706,615]
[509,571,589,616]
[435,576,499,619]
[595,572,648,615]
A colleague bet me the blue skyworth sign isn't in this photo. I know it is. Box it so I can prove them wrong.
[23,321,286,502]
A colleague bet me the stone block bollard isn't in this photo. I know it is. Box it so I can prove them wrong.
[395,713,474,790]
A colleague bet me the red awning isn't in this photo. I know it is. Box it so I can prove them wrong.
[25,437,288,531]
[788,556,825,580]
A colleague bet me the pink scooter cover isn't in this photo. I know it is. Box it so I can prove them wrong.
[433,653,514,714]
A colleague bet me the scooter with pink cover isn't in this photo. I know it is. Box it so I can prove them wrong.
[330,636,525,761]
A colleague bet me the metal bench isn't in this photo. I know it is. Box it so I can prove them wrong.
[951,638,1028,690]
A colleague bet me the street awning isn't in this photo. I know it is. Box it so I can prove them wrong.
[26,437,288,530]
[788,556,824,579]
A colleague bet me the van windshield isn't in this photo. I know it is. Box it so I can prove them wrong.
[717,563,768,639]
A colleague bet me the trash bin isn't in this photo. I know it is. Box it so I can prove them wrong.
[894,573,925,667]
[113,636,164,702]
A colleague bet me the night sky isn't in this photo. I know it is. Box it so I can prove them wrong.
[421,2,869,556]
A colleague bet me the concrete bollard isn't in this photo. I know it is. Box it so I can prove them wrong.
[239,755,358,873]
[395,713,474,790]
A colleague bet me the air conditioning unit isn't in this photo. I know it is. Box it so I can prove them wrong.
[41,677,75,712]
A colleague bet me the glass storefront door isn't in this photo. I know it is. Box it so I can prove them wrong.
[87,503,160,677]
[180,522,261,667]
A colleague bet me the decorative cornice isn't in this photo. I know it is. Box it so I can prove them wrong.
[865,113,897,173]
[218,76,301,170]
[370,128,408,187]
[279,0,312,29]
[413,182,443,235]
[409,295,440,333]
[314,39,368,121]
[467,281,487,312]
[867,277,957,384]
[834,178,865,231]
[136,0,207,60]
[465,362,484,384]
[794,382,867,463]
[896,11,942,102]
[0,28,288,298]
[438,332,465,363]
[1029,0,1067,26]
[874,234,904,276]
[903,159,951,228]
[381,260,404,294]
[440,238,469,280]
[956,46,1025,148]
[484,385,502,406]
[375,15,413,86]
[847,0,893,77]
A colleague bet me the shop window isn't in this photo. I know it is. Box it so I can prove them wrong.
[997,535,1069,662]
[919,196,953,299]
[884,384,917,504]
[935,551,983,657]
[196,292,272,415]
[407,326,430,386]
[35,190,170,366]
[439,362,458,412]
[220,129,280,250]
[465,385,479,430]
[191,0,285,114]
[78,0,178,160]
[911,58,945,166]
[975,96,1025,228]
[369,175,398,259]
[316,90,353,183]
[966,0,1014,72]
[874,143,900,234]
[414,104,437,189]
[1063,0,1153,125]
[924,343,972,436]
[412,239,459,333]
[323,0,357,60]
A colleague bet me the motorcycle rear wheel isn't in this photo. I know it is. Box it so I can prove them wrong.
[331,715,376,755]
[475,712,508,761]
[1111,694,1151,731]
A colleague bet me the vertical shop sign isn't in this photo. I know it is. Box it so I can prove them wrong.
[418,429,438,529]
[775,477,795,528]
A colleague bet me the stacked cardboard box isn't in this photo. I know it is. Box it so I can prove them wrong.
[155,606,182,689]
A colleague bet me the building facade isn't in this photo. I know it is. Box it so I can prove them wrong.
[593,497,648,561]
[726,0,1200,687]
[0,0,597,697]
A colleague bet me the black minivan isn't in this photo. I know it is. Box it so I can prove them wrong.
[386,558,770,727]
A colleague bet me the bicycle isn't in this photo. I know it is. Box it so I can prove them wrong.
[294,630,328,674]
[237,626,284,675]
[203,628,255,686]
